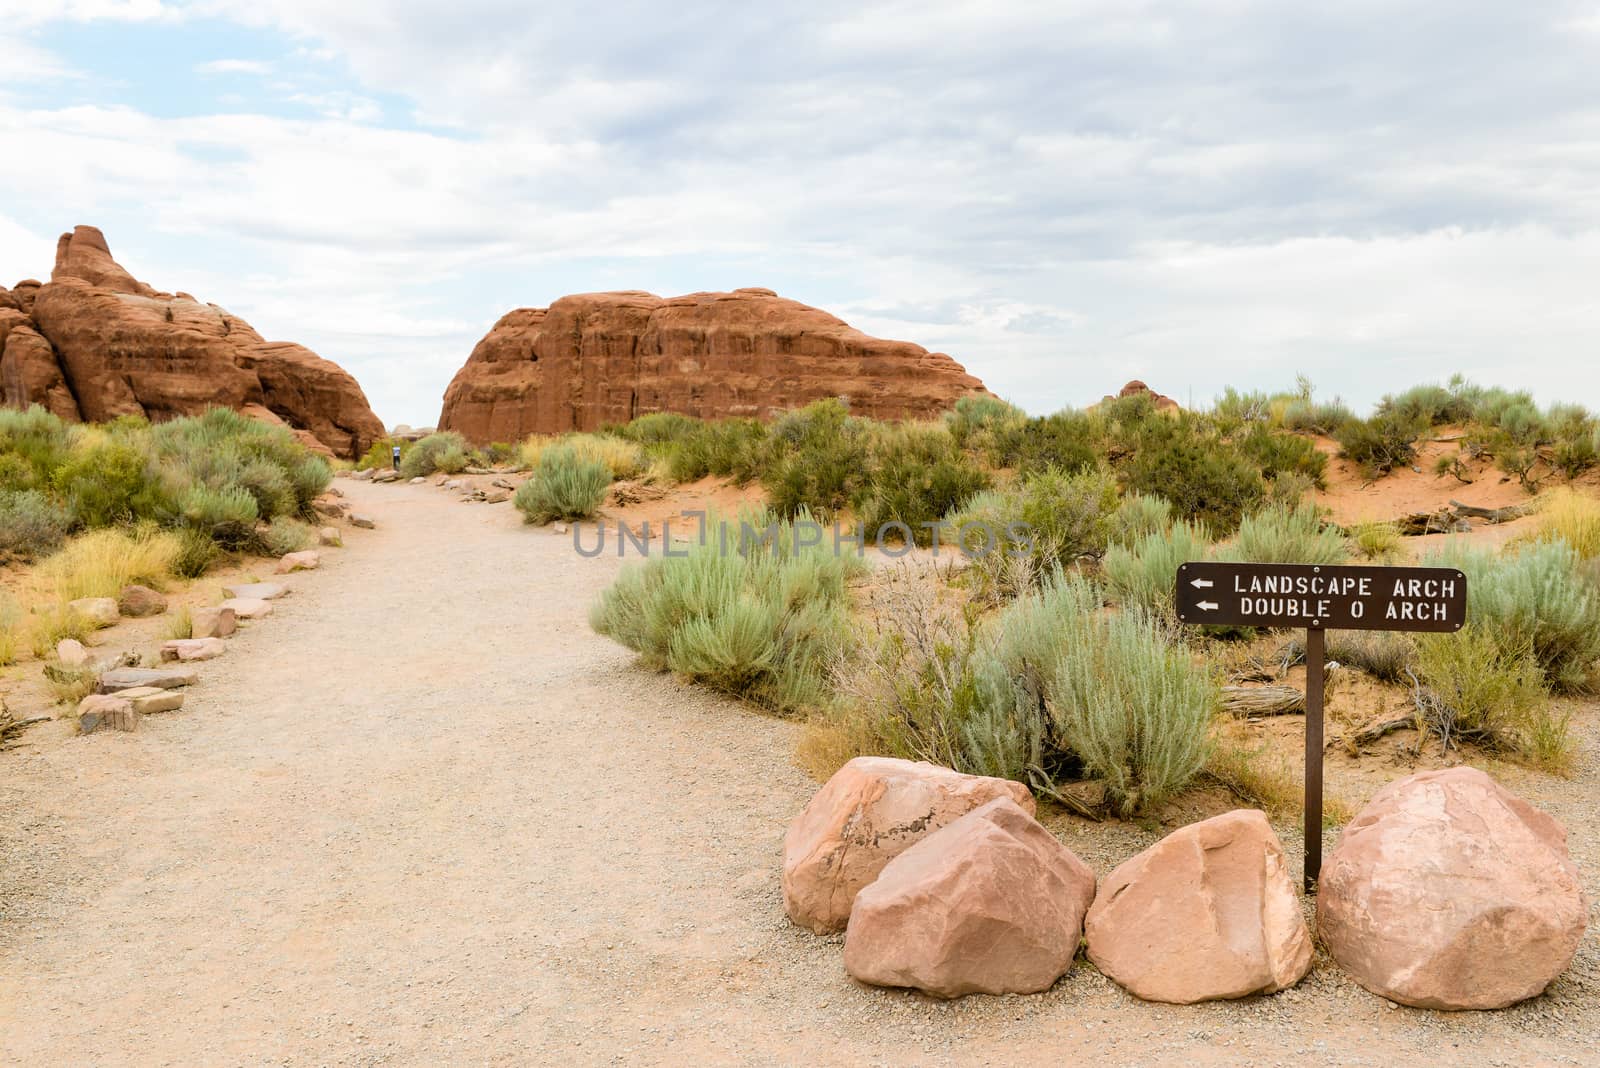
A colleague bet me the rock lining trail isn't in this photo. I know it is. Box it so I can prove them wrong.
[1,481,1594,1065]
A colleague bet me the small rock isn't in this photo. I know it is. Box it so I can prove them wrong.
[350,514,376,530]
[318,526,343,547]
[373,471,400,484]
[219,597,273,619]
[313,499,347,517]
[553,523,569,535]
[111,686,184,714]
[67,597,120,627]
[409,476,426,484]
[275,550,320,574]
[324,487,344,498]
[482,491,510,504]
[160,638,226,662]
[222,582,288,600]
[56,638,89,666]
[352,468,375,481]
[97,666,198,693]
[443,479,464,492]
[76,694,138,733]
[491,478,517,491]
[783,756,1035,934]
[190,606,237,639]
[117,584,168,618]
[464,466,491,475]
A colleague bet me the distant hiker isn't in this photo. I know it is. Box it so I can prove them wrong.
[391,445,401,472]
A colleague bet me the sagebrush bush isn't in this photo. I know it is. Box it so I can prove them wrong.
[39,527,182,601]
[1123,422,1265,535]
[260,515,314,556]
[513,445,612,523]
[1224,502,1348,565]
[998,409,1100,473]
[946,468,1118,599]
[1325,630,1415,683]
[1335,410,1423,474]
[1281,397,1354,435]
[946,394,1027,457]
[0,488,70,560]
[0,406,72,489]
[1110,492,1173,546]
[761,400,872,521]
[591,511,862,713]
[1103,520,1211,619]
[399,432,474,479]
[1428,540,1600,693]
[1414,626,1568,770]
[853,423,989,543]
[1236,424,1328,487]
[522,433,648,481]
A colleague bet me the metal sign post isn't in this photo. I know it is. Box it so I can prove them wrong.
[1175,561,1467,893]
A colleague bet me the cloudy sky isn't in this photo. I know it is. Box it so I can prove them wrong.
[2,2,1599,427]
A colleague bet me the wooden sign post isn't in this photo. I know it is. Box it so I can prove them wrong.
[1175,562,1467,892]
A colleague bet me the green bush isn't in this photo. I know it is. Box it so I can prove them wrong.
[1225,502,1348,566]
[1110,492,1173,546]
[1123,424,1264,535]
[1335,411,1423,475]
[0,488,70,560]
[947,394,1027,456]
[0,405,72,489]
[590,511,862,714]
[178,485,259,549]
[1428,540,1600,693]
[1000,409,1100,473]
[236,458,296,521]
[658,419,767,483]
[1236,425,1328,487]
[1281,397,1354,435]
[172,526,222,578]
[359,437,406,472]
[260,515,314,556]
[947,467,1119,600]
[399,432,473,479]
[52,439,152,527]
[853,424,989,544]
[1103,520,1211,619]
[513,445,612,523]
[761,401,871,521]
[1414,626,1567,768]
[1378,382,1475,427]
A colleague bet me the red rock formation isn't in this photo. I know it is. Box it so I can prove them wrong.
[2,226,383,458]
[438,288,986,442]
[1101,379,1180,412]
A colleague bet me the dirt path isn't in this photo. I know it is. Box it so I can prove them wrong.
[1,482,1594,1065]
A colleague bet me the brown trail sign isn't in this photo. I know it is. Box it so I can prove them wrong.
[1175,561,1467,892]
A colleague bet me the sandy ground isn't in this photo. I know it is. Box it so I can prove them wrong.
[1,479,1597,1066]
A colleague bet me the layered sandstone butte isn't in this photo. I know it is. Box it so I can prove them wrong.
[1,226,384,458]
[437,288,986,442]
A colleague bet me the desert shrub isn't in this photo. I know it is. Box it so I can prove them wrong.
[613,411,701,445]
[236,458,297,521]
[1102,520,1211,619]
[51,438,153,527]
[1282,397,1355,435]
[513,445,612,523]
[163,606,194,641]
[260,515,314,556]
[0,488,70,560]
[39,526,182,601]
[1225,502,1348,566]
[358,437,406,472]
[0,594,21,666]
[1335,410,1424,475]
[1325,631,1415,683]
[47,663,101,706]
[761,400,872,521]
[1413,626,1568,769]
[947,394,1028,459]
[399,431,473,479]
[947,468,1119,600]
[1110,492,1173,546]
[1526,489,1600,559]
[524,433,644,481]
[1429,540,1600,693]
[1349,520,1402,561]
[1000,409,1100,473]
[0,405,72,488]
[590,511,862,714]
[28,607,98,659]
[853,423,990,543]
[1236,425,1328,487]
[171,527,222,578]
[1212,388,1274,430]
[1123,423,1264,534]
[178,485,259,548]
[1378,382,1475,427]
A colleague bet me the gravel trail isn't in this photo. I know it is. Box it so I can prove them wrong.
[0,480,1594,1065]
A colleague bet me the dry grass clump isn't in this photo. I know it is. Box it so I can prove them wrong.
[1525,488,1600,560]
[1348,520,1403,561]
[0,594,22,666]
[519,433,645,481]
[38,527,181,602]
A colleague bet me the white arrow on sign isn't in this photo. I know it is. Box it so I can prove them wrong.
[1190,578,1214,588]
[1196,601,1219,611]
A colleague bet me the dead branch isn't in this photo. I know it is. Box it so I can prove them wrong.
[1221,685,1305,718]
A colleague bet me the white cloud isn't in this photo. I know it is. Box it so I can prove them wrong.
[196,58,273,75]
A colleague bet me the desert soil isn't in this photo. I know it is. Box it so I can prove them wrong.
[1,479,1596,1066]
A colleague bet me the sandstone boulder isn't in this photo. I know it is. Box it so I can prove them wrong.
[67,597,119,627]
[77,694,138,733]
[438,289,987,443]
[56,638,89,666]
[350,514,376,529]
[160,638,226,662]
[222,582,287,600]
[190,606,237,639]
[1085,810,1311,1004]
[843,798,1096,998]
[317,527,342,547]
[3,226,382,458]
[1317,767,1587,1010]
[111,686,184,715]
[782,756,1033,934]
[219,597,273,619]
[117,584,168,617]
[275,550,320,573]
[97,666,197,693]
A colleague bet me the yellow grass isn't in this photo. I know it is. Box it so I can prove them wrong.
[1527,488,1600,559]
[38,527,182,602]
[519,433,645,480]
[1348,520,1402,561]
[0,593,21,666]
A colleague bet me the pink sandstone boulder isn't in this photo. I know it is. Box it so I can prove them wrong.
[117,584,168,617]
[1317,767,1587,1010]
[274,550,320,573]
[218,597,272,619]
[190,605,237,638]
[76,694,138,734]
[160,638,226,662]
[843,798,1096,998]
[782,756,1034,934]
[1086,809,1311,1004]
